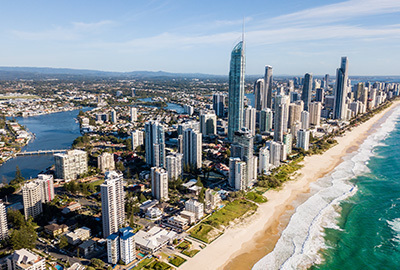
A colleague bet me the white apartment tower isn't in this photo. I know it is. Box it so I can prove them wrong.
[130,107,137,122]
[297,129,310,151]
[229,157,247,190]
[166,153,183,181]
[54,150,88,181]
[200,111,217,136]
[309,102,322,127]
[183,128,202,169]
[259,146,270,174]
[22,182,43,220]
[97,152,115,174]
[36,174,54,203]
[151,167,168,201]
[0,201,8,241]
[185,199,204,219]
[131,130,144,150]
[244,106,257,136]
[101,171,125,238]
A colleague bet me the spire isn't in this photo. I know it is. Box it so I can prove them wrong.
[242,17,245,42]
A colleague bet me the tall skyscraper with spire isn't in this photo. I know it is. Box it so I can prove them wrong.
[301,73,313,111]
[264,65,273,109]
[334,57,349,120]
[228,40,245,141]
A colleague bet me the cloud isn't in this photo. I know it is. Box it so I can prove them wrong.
[11,20,115,41]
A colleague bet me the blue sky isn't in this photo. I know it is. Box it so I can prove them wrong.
[1,0,400,76]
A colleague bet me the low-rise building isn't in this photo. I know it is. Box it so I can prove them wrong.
[134,227,177,254]
[77,239,97,258]
[66,227,91,245]
[44,224,68,237]
[167,215,188,230]
[6,249,45,270]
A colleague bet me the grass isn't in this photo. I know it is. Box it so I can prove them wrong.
[190,224,215,243]
[176,240,191,251]
[145,261,171,270]
[182,249,200,258]
[245,192,268,203]
[132,258,153,269]
[168,255,186,267]
[204,199,258,228]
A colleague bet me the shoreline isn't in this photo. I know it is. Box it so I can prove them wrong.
[180,101,400,270]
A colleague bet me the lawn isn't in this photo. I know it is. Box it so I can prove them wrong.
[176,240,191,251]
[182,249,200,257]
[132,258,153,269]
[190,224,215,243]
[245,192,268,203]
[204,199,257,228]
[168,255,186,267]
[144,261,171,270]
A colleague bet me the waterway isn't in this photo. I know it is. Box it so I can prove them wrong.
[0,108,90,182]
[138,98,184,113]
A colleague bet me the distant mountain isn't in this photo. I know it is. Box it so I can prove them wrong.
[0,66,226,80]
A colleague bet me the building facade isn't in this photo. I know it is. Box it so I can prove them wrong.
[54,150,88,181]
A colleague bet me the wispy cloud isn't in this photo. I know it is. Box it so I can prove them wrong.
[11,20,115,41]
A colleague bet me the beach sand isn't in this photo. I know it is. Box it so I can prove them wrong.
[180,101,400,270]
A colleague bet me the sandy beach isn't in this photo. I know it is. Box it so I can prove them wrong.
[180,101,400,270]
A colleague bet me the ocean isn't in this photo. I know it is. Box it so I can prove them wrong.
[253,105,400,269]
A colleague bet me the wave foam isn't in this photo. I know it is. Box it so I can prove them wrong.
[253,106,400,270]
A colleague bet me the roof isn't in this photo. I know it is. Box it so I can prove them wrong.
[78,239,96,249]
[134,226,176,251]
[107,233,119,241]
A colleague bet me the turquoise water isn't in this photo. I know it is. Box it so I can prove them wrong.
[253,106,400,269]
[314,120,400,269]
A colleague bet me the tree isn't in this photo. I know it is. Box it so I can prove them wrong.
[59,236,68,249]
[10,217,37,250]
[90,258,105,269]
[10,166,24,185]
[116,161,125,172]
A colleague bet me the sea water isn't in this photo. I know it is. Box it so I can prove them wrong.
[253,105,400,270]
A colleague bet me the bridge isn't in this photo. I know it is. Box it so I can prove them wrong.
[16,149,68,156]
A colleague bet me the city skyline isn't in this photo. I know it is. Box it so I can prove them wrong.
[0,0,400,76]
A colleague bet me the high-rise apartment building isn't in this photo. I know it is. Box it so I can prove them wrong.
[101,171,125,238]
[131,130,144,151]
[260,108,273,133]
[301,111,310,130]
[151,167,168,201]
[212,93,225,117]
[258,146,270,174]
[301,73,313,111]
[273,95,288,142]
[333,57,349,120]
[54,150,88,181]
[166,153,183,180]
[0,201,8,241]
[22,181,43,220]
[309,102,322,127]
[145,121,166,168]
[254,79,264,111]
[244,106,256,136]
[36,174,54,203]
[97,152,115,174]
[183,128,202,169]
[228,41,245,141]
[288,103,302,131]
[264,65,273,109]
[200,111,217,136]
[130,107,137,122]
[111,110,117,124]
[297,129,310,151]
[269,141,281,167]
[185,199,204,219]
[229,157,247,190]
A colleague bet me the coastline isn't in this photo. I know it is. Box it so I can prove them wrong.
[180,100,400,270]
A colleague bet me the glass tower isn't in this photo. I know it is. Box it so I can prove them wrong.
[334,57,349,120]
[228,41,245,141]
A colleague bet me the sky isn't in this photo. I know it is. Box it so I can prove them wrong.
[1,0,400,76]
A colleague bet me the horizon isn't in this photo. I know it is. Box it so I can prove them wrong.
[1,0,400,76]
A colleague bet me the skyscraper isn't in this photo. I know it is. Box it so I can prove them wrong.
[273,95,288,142]
[297,129,310,151]
[260,108,273,133]
[269,141,281,167]
[97,152,115,174]
[229,157,247,190]
[183,128,202,169]
[111,110,117,123]
[130,107,137,122]
[0,201,8,241]
[244,106,256,136]
[258,146,270,174]
[22,181,43,220]
[228,41,245,141]
[264,65,273,109]
[151,167,168,201]
[301,111,310,130]
[301,73,313,111]
[333,57,349,120]
[254,79,264,111]
[166,153,183,181]
[200,111,217,136]
[36,174,55,203]
[131,129,144,150]
[212,93,225,118]
[101,171,125,238]
[145,121,166,168]
[316,88,325,103]
[309,102,322,127]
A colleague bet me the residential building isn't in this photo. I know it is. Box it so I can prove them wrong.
[200,111,217,136]
[101,171,125,238]
[229,157,247,190]
[333,56,349,120]
[22,182,42,220]
[54,150,88,181]
[301,73,313,111]
[7,249,45,270]
[119,227,136,265]
[273,95,288,142]
[260,108,273,133]
[185,199,204,219]
[151,167,168,201]
[228,40,245,141]
[131,129,144,150]
[130,107,137,122]
[301,111,310,130]
[270,141,281,167]
[212,93,225,117]
[166,153,183,181]
[205,189,221,209]
[111,110,117,123]
[106,233,119,265]
[297,129,310,151]
[97,152,115,174]
[254,78,264,111]
[244,106,256,136]
[264,65,273,109]
[231,128,256,186]
[145,121,165,168]
[183,128,202,169]
[309,102,322,127]
[0,201,8,241]
[36,174,54,203]
[258,146,270,174]
[316,88,325,103]
[65,227,91,245]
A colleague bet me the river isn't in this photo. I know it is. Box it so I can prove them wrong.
[0,108,90,182]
